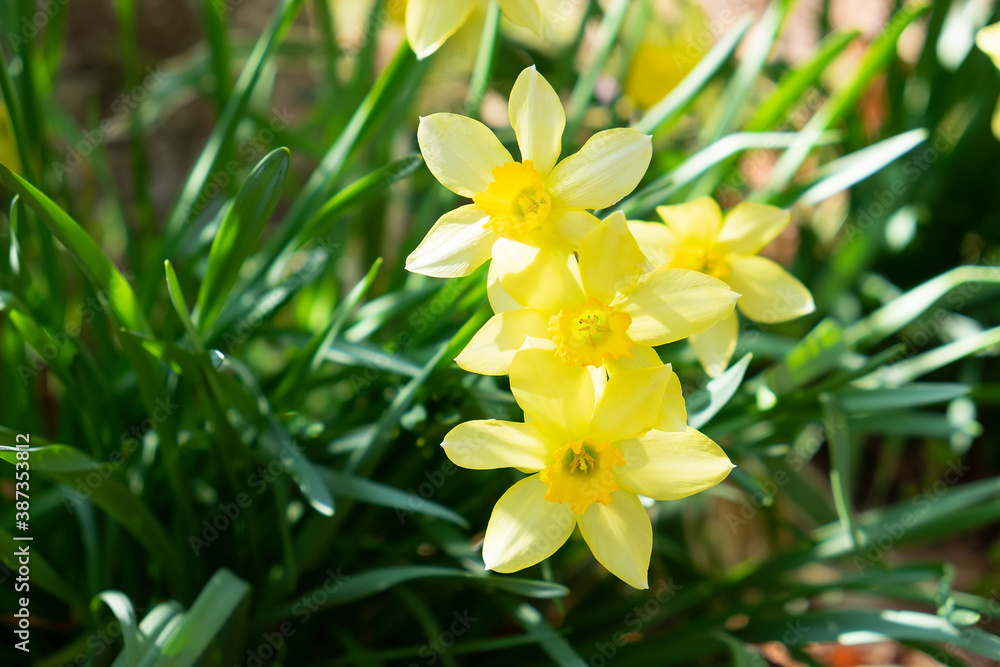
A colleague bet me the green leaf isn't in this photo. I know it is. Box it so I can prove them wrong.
[464,0,501,116]
[746,29,859,132]
[290,154,423,256]
[0,526,86,617]
[136,568,251,667]
[345,343,449,476]
[0,162,148,332]
[564,0,630,137]
[194,148,290,335]
[737,609,1000,660]
[93,591,141,667]
[620,132,840,217]
[256,44,420,288]
[688,353,753,429]
[509,601,584,667]
[845,266,1000,350]
[821,394,863,552]
[883,325,1000,383]
[701,0,792,143]
[273,257,382,404]
[161,0,305,254]
[164,260,204,354]
[260,566,568,624]
[711,632,765,667]
[796,129,929,205]
[834,383,969,413]
[321,467,467,527]
[216,355,335,517]
[765,319,846,395]
[0,444,189,596]
[762,2,931,194]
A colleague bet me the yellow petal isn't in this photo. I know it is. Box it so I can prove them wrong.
[455,310,549,375]
[727,256,815,323]
[546,129,652,209]
[588,365,671,442]
[716,202,791,256]
[509,65,564,176]
[977,22,1000,69]
[578,212,647,303]
[620,268,738,346]
[605,351,686,432]
[546,209,600,248]
[992,95,1000,141]
[656,365,687,433]
[689,310,739,378]
[616,427,733,500]
[510,344,595,442]
[604,344,661,374]
[405,205,497,277]
[498,0,544,34]
[627,220,676,268]
[578,490,651,589]
[483,474,577,572]
[442,420,550,471]
[493,238,584,313]
[487,259,523,313]
[406,0,475,59]
[418,114,513,197]
[656,197,722,242]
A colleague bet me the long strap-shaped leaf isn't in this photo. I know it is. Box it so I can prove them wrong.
[0,163,148,333]
[160,0,305,256]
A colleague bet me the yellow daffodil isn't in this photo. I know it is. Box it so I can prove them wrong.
[406,66,653,277]
[406,0,544,60]
[629,197,814,376]
[975,22,1000,139]
[442,342,733,588]
[455,211,739,377]
[623,0,712,110]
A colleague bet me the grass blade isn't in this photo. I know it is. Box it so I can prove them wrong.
[194,147,290,335]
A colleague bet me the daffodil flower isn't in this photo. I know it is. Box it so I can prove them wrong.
[455,211,739,378]
[623,0,711,110]
[407,0,544,60]
[442,342,733,588]
[629,197,814,376]
[406,66,653,277]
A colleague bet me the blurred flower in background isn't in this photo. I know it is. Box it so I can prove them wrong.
[976,21,1000,139]
[622,0,713,109]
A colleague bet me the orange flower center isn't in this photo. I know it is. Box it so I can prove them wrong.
[541,438,625,514]
[473,161,552,236]
[547,296,633,367]
[668,243,730,279]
